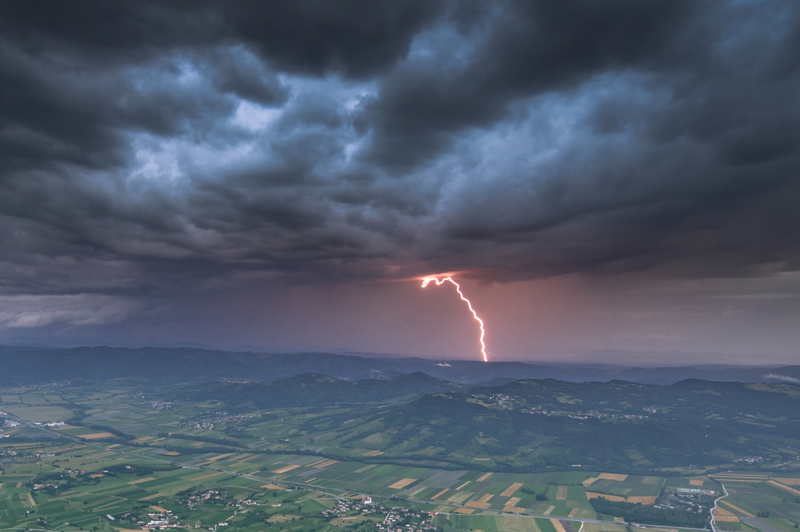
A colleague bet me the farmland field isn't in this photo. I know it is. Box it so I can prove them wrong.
[1,375,799,532]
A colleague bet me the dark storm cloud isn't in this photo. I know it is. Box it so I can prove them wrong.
[1,0,800,328]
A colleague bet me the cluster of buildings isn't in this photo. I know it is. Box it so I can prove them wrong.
[657,491,711,513]
[378,507,439,532]
[321,498,358,518]
[179,489,223,511]
[737,455,765,464]
[142,509,181,530]
[181,420,215,430]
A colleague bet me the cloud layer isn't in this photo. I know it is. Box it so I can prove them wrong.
[1,1,800,347]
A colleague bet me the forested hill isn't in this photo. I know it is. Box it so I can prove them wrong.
[335,379,800,472]
[173,372,459,410]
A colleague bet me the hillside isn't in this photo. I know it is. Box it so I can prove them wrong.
[173,372,458,410]
[319,379,800,472]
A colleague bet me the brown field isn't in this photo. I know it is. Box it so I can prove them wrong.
[78,432,116,440]
[477,472,493,482]
[164,451,181,456]
[457,481,471,490]
[128,477,156,485]
[501,483,524,497]
[720,501,755,517]
[552,519,568,532]
[568,508,579,518]
[689,479,704,486]
[150,506,168,513]
[192,441,205,447]
[89,474,104,479]
[582,477,598,486]
[315,459,338,468]
[507,497,521,507]
[467,501,491,509]
[26,493,36,506]
[261,483,283,490]
[714,508,736,517]
[479,494,493,503]
[598,473,628,481]
[775,478,800,486]
[709,473,769,482]
[767,480,800,496]
[503,506,526,513]
[389,478,417,489]
[543,505,555,515]
[272,464,301,474]
[587,492,625,502]
[432,489,449,500]
[455,508,475,514]
[190,472,225,481]
[474,457,491,461]
[627,496,657,504]
[557,486,568,500]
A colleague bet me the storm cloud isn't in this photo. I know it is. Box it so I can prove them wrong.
[1,1,800,351]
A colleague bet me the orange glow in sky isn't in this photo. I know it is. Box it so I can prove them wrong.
[421,276,489,362]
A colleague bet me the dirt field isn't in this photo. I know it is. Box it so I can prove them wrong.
[501,483,524,497]
[272,464,300,474]
[388,478,417,489]
[627,496,657,504]
[598,473,628,481]
[78,432,116,439]
[775,478,800,486]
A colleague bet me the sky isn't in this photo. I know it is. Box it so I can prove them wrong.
[1,1,800,365]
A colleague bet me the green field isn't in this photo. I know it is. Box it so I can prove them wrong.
[1,378,799,532]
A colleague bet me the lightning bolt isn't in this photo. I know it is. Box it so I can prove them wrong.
[421,276,489,362]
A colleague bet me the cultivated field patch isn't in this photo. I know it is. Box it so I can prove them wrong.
[501,483,524,497]
[598,473,628,481]
[388,478,417,489]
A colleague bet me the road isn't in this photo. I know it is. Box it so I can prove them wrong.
[710,482,729,532]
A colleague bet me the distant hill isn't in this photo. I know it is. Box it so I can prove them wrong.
[328,378,800,472]
[173,372,458,409]
[1,345,799,385]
